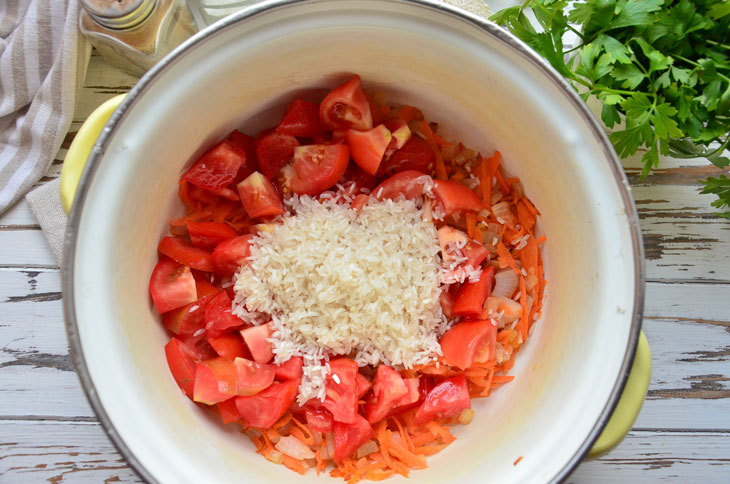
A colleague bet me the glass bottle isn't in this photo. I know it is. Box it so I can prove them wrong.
[79,0,197,77]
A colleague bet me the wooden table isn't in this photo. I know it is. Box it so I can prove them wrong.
[1,51,729,483]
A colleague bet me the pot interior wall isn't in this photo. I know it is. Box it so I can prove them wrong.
[70,2,638,483]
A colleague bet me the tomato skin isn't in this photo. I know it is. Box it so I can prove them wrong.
[289,144,350,195]
[333,414,375,462]
[240,323,274,364]
[451,266,496,317]
[234,357,276,396]
[204,291,245,338]
[217,398,240,424]
[350,194,369,212]
[255,132,299,179]
[277,99,324,138]
[345,125,391,176]
[440,320,497,371]
[186,221,237,249]
[322,358,359,424]
[229,130,258,182]
[208,333,249,360]
[413,375,471,426]
[182,141,246,191]
[193,357,238,405]
[150,258,198,314]
[237,172,285,219]
[235,378,299,428]
[320,75,373,131]
[378,136,434,177]
[433,179,484,216]
[157,236,213,272]
[275,356,304,381]
[211,234,253,277]
[195,279,220,298]
[305,406,334,433]
[355,372,372,399]
[162,292,217,335]
[364,365,408,424]
[439,289,455,319]
[372,170,433,201]
[164,337,201,398]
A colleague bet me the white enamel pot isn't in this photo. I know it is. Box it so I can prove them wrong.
[62,1,649,483]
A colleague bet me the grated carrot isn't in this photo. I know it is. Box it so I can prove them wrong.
[419,121,448,180]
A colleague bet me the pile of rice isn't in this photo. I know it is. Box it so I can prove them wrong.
[232,194,446,403]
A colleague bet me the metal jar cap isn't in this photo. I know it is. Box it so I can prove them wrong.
[81,0,157,30]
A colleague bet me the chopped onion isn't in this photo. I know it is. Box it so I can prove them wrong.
[324,432,335,460]
[493,269,518,298]
[441,144,458,161]
[490,189,503,205]
[312,431,323,445]
[485,296,523,326]
[265,450,283,464]
[511,181,524,199]
[525,271,539,292]
[492,201,515,226]
[275,435,315,460]
[458,408,475,425]
[355,440,379,459]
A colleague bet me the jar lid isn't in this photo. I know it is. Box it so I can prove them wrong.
[81,0,157,30]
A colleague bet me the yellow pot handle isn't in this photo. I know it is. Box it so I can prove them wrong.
[588,330,651,457]
[60,94,127,214]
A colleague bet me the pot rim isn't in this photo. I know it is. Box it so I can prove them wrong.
[62,1,645,482]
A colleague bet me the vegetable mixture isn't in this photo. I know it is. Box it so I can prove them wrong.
[148,75,546,482]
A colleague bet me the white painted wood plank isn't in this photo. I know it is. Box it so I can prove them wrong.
[0,230,57,267]
[0,200,39,228]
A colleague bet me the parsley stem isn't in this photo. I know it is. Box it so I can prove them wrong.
[707,40,730,52]
[673,53,730,83]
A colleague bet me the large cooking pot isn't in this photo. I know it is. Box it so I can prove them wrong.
[61,1,650,482]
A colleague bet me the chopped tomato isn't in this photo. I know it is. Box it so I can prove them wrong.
[383,118,411,151]
[237,172,285,219]
[275,356,303,381]
[356,372,372,399]
[164,337,200,398]
[305,406,334,433]
[211,234,253,277]
[386,377,421,418]
[162,292,216,335]
[193,357,238,405]
[440,320,497,371]
[341,162,377,191]
[235,378,299,428]
[379,136,434,177]
[217,398,240,424]
[157,236,213,272]
[372,170,433,201]
[204,291,245,337]
[240,323,274,364]
[289,144,350,195]
[277,99,324,138]
[333,414,375,462]
[208,333,248,359]
[186,221,237,249]
[451,266,495,317]
[437,226,489,268]
[350,194,369,212]
[183,140,245,191]
[255,132,299,179]
[345,125,391,175]
[322,358,359,424]
[433,179,484,216]
[195,279,220,298]
[229,130,258,183]
[234,357,276,396]
[413,375,471,426]
[320,75,373,130]
[364,365,408,424]
[439,289,455,319]
[150,257,197,314]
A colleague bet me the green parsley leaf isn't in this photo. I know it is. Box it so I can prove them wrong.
[612,0,664,29]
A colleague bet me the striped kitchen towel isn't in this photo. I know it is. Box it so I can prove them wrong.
[0,0,90,215]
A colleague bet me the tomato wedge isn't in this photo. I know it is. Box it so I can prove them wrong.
[440,320,497,371]
[217,398,240,424]
[333,414,375,462]
[162,292,217,335]
[345,125,391,175]
[305,406,334,433]
[364,365,408,424]
[341,162,377,191]
[255,132,299,179]
[320,75,373,130]
[186,221,237,249]
[237,172,285,219]
[413,375,471,426]
[193,357,238,404]
[211,234,253,277]
[164,337,201,398]
[157,236,213,272]
[240,323,274,364]
[208,333,249,360]
[277,99,324,138]
[322,358,359,424]
[182,140,245,191]
[275,356,304,381]
[234,357,276,396]
[204,291,245,337]
[229,130,258,183]
[451,266,496,317]
[355,373,372,399]
[437,226,489,268]
[372,170,433,201]
[235,378,299,428]
[379,136,435,177]
[289,144,350,195]
[433,179,484,216]
[149,257,197,314]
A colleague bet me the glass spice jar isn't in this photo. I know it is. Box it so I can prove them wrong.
[79,0,197,77]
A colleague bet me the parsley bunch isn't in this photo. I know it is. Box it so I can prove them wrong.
[491,0,730,217]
